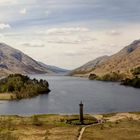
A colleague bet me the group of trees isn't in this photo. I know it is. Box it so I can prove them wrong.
[131,67,140,76]
[99,72,126,82]
[89,66,140,88]
[0,74,50,99]
[89,72,125,82]
[121,67,140,88]
[121,78,140,88]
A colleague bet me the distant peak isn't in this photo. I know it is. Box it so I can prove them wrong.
[130,39,140,46]
[0,42,12,48]
[126,39,140,53]
[0,43,6,46]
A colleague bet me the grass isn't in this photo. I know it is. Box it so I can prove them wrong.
[0,114,97,140]
[0,93,16,100]
[102,112,117,117]
[0,113,140,140]
[129,111,140,115]
[81,120,140,140]
[0,115,81,140]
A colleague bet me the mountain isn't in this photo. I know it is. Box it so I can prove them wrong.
[70,39,140,77]
[38,62,69,74]
[69,55,109,76]
[0,43,50,76]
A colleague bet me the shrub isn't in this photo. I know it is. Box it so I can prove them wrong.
[121,77,140,88]
[131,67,140,76]
[32,115,42,126]
[99,72,125,82]
[89,73,98,80]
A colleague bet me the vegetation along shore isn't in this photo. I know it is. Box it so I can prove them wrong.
[0,74,50,100]
[89,66,140,88]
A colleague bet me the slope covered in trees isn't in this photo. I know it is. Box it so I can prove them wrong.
[0,74,50,99]
[89,67,140,88]
[121,67,140,88]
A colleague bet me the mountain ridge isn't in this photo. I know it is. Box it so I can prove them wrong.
[0,43,51,76]
[70,39,140,77]
[69,55,109,76]
[38,61,69,74]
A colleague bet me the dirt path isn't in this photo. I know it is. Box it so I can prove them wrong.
[78,125,88,140]
[77,114,104,140]
[77,123,101,140]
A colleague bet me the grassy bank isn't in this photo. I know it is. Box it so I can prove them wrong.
[0,93,16,100]
[0,112,140,140]
[82,120,140,140]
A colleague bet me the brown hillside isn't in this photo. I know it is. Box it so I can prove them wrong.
[70,39,140,77]
[93,40,140,76]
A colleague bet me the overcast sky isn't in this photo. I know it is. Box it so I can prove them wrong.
[0,0,140,69]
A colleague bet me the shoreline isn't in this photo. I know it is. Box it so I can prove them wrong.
[0,111,139,117]
[0,93,16,100]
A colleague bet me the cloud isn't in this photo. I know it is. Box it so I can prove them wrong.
[21,43,45,48]
[45,10,50,16]
[46,36,97,44]
[62,51,84,56]
[45,27,96,44]
[0,23,11,29]
[20,8,27,14]
[0,0,17,5]
[107,30,121,36]
[46,27,89,35]
[0,33,4,38]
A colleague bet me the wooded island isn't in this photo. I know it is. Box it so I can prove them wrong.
[0,74,50,100]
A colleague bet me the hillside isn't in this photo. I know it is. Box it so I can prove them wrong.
[69,56,109,76]
[0,43,51,76]
[38,62,69,74]
[71,40,140,77]
[93,40,140,76]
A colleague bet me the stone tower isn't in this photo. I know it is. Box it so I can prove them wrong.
[79,101,84,124]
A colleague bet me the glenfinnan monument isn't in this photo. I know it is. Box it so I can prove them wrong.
[79,101,84,124]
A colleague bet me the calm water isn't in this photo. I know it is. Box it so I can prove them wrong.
[0,75,140,115]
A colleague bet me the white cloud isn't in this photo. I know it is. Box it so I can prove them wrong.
[21,43,45,48]
[46,36,96,44]
[44,27,96,44]
[46,27,89,35]
[0,23,11,29]
[107,30,121,36]
[20,8,27,14]
[0,0,17,5]
[0,33,4,39]
[62,50,84,56]
[45,10,50,16]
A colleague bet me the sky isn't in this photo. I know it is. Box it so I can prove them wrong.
[1,0,140,69]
